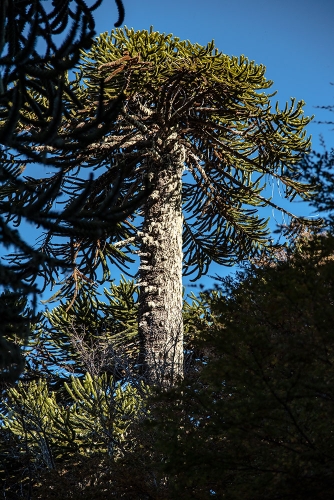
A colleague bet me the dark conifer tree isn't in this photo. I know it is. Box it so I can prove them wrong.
[0,0,128,381]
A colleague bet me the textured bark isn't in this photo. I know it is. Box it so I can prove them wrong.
[138,149,184,387]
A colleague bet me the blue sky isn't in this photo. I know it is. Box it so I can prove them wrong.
[3,0,334,306]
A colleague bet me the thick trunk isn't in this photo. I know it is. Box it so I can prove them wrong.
[138,156,184,387]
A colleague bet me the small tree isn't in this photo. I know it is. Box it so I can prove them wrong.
[1,372,148,497]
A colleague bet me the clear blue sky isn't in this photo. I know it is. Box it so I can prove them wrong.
[3,0,334,305]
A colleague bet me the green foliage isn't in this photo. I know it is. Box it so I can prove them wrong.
[72,26,316,279]
[152,232,334,499]
[40,276,139,380]
[1,371,148,494]
[39,277,217,383]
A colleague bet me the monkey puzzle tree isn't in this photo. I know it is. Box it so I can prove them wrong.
[0,0,129,382]
[0,0,127,298]
[10,27,316,386]
[0,0,102,381]
[1,0,126,155]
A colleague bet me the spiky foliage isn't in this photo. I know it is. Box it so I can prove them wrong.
[34,277,208,385]
[0,275,145,497]
[0,371,148,496]
[0,0,125,154]
[0,1,134,382]
[7,27,316,289]
[40,276,139,381]
[0,0,129,294]
[38,26,316,277]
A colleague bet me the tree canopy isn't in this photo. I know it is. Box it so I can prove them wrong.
[61,27,316,276]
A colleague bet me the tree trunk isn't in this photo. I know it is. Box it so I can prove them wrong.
[138,149,184,387]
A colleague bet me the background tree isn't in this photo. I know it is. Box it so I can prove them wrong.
[151,230,334,499]
[25,26,318,386]
[295,97,334,228]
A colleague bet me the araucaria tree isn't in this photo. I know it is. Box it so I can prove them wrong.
[0,0,125,382]
[25,28,315,386]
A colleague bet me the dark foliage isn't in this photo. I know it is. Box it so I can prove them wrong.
[152,232,334,499]
[289,96,334,228]
[0,0,130,382]
[1,0,125,156]
[297,141,334,226]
